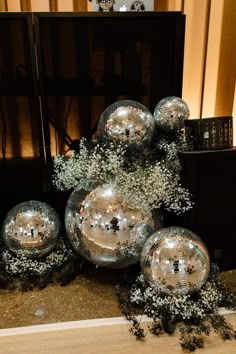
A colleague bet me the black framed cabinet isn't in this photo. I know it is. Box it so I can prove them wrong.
[34,12,185,149]
[0,11,186,217]
[0,13,51,223]
[178,149,236,270]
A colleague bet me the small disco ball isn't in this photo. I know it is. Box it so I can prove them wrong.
[98,100,155,145]
[140,227,210,294]
[65,183,156,268]
[2,201,61,258]
[154,96,190,132]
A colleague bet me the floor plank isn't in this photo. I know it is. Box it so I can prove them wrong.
[0,314,236,354]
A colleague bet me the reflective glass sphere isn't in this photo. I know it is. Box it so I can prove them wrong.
[2,201,61,258]
[65,183,156,268]
[98,100,155,145]
[140,227,210,294]
[154,96,190,132]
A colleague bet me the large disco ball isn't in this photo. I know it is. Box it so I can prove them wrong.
[65,183,156,268]
[98,100,155,145]
[2,201,61,258]
[154,96,190,132]
[140,227,210,294]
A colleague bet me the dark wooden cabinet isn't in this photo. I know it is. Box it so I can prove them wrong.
[0,14,48,223]
[0,11,186,218]
[34,12,186,141]
[177,149,236,270]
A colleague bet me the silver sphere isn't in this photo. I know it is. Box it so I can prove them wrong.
[98,100,155,145]
[140,227,210,294]
[65,183,156,268]
[2,201,61,258]
[154,96,190,132]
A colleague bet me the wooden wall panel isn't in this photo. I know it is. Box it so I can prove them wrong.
[214,0,236,117]
[167,0,182,11]
[202,0,236,119]
[49,0,57,11]
[73,0,87,11]
[57,0,73,11]
[201,0,236,119]
[87,0,92,11]
[31,0,49,11]
[182,0,210,118]
[154,0,182,11]
[201,0,224,117]
[233,84,236,146]
[20,0,31,11]
[6,0,21,11]
[0,0,7,11]
[154,0,169,11]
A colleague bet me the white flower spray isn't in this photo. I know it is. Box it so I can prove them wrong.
[53,136,193,215]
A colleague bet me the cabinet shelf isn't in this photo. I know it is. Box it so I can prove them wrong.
[44,78,148,96]
[0,79,36,96]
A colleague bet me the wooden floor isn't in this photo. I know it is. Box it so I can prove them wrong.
[0,314,236,354]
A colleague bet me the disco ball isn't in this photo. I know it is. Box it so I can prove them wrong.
[65,183,156,268]
[98,100,155,145]
[154,96,190,132]
[140,227,210,294]
[2,201,61,258]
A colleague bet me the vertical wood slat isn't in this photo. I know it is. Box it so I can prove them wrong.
[154,0,169,11]
[201,0,224,117]
[73,0,87,11]
[232,84,236,146]
[31,0,49,11]
[0,0,7,11]
[20,0,31,11]
[182,0,210,118]
[154,0,182,11]
[57,0,73,11]
[7,0,21,11]
[49,0,57,11]
[214,0,236,117]
[202,0,236,119]
[87,0,92,11]
[167,0,182,10]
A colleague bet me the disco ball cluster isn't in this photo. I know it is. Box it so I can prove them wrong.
[98,97,190,143]
[0,96,211,296]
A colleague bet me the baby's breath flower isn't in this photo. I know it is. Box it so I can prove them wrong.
[53,136,193,215]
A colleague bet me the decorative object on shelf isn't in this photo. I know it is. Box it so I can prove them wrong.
[2,201,61,259]
[96,0,115,12]
[92,0,154,11]
[140,226,210,294]
[130,0,145,11]
[116,264,236,352]
[154,96,190,132]
[65,183,156,268]
[54,100,193,271]
[184,116,233,150]
[98,100,155,146]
